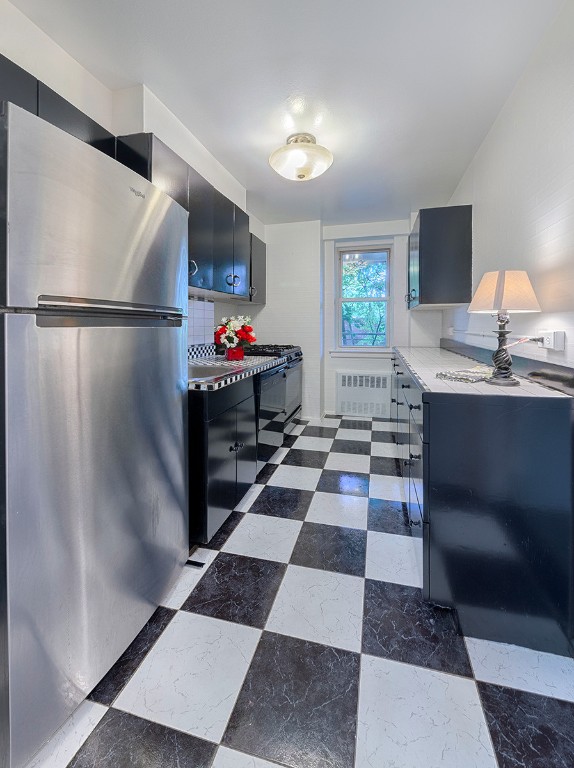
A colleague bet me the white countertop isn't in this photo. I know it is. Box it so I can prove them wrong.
[188,355,288,391]
[394,347,569,398]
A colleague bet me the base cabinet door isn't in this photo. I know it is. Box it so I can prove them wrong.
[235,395,257,501]
[205,407,239,542]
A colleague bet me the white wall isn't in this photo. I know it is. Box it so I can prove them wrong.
[443,0,574,367]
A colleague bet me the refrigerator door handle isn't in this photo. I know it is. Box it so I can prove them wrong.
[37,295,183,316]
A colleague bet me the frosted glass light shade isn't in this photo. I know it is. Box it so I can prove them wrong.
[269,133,333,181]
[468,270,541,313]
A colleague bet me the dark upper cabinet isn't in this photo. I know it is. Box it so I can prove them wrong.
[250,234,266,305]
[116,133,189,210]
[0,53,37,113]
[211,193,250,299]
[188,166,214,290]
[38,82,115,159]
[407,204,472,308]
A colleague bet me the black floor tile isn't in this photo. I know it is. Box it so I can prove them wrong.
[204,511,245,550]
[223,632,360,768]
[371,430,396,444]
[181,552,286,629]
[316,468,369,497]
[281,448,329,469]
[362,580,473,677]
[68,709,216,768]
[290,522,367,577]
[255,463,278,484]
[294,418,309,425]
[323,414,341,420]
[478,683,574,768]
[330,439,371,456]
[339,419,373,430]
[367,498,411,536]
[88,606,175,706]
[247,485,314,520]
[370,456,402,476]
[283,434,298,448]
[301,425,338,438]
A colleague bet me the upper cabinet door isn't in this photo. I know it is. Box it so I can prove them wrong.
[0,53,37,114]
[38,82,115,159]
[407,205,472,308]
[212,190,235,294]
[250,234,266,305]
[188,166,214,290]
[232,206,250,298]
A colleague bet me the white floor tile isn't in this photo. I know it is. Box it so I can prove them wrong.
[221,513,302,562]
[370,442,401,458]
[189,546,218,564]
[267,464,322,491]
[24,700,108,768]
[114,612,260,743]
[291,436,334,452]
[307,417,342,427]
[267,447,290,464]
[356,655,497,768]
[373,420,409,433]
[161,553,217,609]
[235,483,265,511]
[465,636,574,702]
[369,474,406,502]
[366,531,422,588]
[212,746,282,768]
[305,491,368,530]
[266,564,364,652]
[336,428,372,442]
[325,452,371,474]
[340,416,372,422]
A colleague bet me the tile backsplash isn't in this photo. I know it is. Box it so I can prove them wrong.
[187,298,215,347]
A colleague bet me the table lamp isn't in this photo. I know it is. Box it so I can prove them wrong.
[468,270,540,386]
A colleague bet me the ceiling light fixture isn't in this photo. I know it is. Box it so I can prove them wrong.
[268,133,333,181]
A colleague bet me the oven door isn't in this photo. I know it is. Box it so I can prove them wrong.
[284,358,303,432]
[258,364,288,464]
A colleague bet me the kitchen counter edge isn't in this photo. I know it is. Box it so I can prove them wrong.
[188,355,291,391]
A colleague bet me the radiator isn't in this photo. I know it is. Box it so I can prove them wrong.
[335,371,390,417]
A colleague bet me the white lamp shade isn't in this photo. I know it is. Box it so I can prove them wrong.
[468,270,541,313]
[269,134,333,181]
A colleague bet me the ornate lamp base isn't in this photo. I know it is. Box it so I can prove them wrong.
[487,314,520,386]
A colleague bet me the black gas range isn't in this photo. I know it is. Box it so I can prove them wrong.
[244,344,302,362]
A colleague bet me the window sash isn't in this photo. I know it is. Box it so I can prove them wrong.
[337,248,390,349]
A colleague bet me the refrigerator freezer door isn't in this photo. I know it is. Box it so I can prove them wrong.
[1,313,188,768]
[0,102,188,314]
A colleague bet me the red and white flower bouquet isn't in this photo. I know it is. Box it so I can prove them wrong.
[214,315,256,360]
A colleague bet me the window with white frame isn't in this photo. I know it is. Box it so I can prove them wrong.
[337,248,390,347]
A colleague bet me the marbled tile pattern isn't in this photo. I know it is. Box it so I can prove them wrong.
[223,632,360,768]
[32,413,574,768]
[247,485,314,520]
[88,606,176,706]
[181,552,286,628]
[362,579,473,676]
[290,521,367,577]
[68,709,216,768]
[478,682,574,768]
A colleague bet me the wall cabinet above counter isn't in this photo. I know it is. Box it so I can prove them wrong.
[407,204,472,309]
[116,132,265,305]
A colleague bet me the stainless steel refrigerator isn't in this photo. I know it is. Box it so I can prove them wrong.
[0,102,189,767]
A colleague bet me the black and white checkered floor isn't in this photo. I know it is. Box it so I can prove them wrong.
[27,417,574,768]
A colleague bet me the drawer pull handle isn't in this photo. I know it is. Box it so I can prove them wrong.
[409,453,421,461]
[409,403,421,411]
[401,384,410,389]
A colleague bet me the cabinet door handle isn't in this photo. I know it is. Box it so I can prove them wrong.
[409,403,421,411]
[401,384,410,389]
[189,259,199,276]
[409,453,421,461]
[410,289,417,298]
[391,398,397,403]
[229,445,236,453]
[403,459,413,467]
[249,286,258,297]
[232,275,241,287]
[397,402,404,407]
[226,274,234,286]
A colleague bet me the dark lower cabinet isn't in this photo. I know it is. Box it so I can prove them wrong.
[38,82,115,158]
[0,53,37,113]
[393,349,574,658]
[392,364,423,529]
[189,378,257,546]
